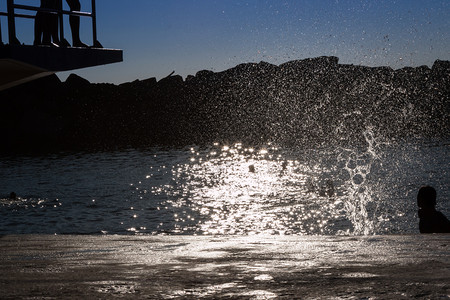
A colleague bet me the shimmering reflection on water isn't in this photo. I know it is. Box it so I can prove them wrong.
[133,139,448,236]
[0,139,449,235]
[164,143,347,235]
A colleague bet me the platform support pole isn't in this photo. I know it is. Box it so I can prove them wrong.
[57,0,65,43]
[91,0,98,46]
[0,9,3,45]
[7,0,17,45]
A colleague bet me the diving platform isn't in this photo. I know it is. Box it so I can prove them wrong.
[0,0,123,90]
[0,45,123,90]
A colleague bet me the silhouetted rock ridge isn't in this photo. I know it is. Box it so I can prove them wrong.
[0,56,448,152]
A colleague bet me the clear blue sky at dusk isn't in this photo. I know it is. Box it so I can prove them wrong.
[4,0,449,84]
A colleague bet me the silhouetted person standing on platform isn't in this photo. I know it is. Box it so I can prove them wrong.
[417,186,450,233]
[66,0,88,47]
[34,0,60,46]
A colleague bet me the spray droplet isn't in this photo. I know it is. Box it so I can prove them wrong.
[353,174,364,185]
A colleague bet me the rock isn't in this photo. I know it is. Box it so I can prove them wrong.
[64,73,90,88]
[431,59,450,76]
[195,70,214,79]
[0,56,448,153]
[158,74,183,85]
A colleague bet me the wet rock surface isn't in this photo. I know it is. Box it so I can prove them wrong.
[0,234,449,298]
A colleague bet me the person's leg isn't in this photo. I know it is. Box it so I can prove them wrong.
[66,0,87,47]
[49,14,60,44]
[41,8,51,45]
[35,0,58,46]
[34,1,47,45]
[49,0,60,45]
[34,11,44,45]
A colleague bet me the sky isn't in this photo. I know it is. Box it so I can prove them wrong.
[3,0,449,84]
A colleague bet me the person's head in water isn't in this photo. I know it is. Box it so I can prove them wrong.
[417,185,450,233]
[417,186,437,209]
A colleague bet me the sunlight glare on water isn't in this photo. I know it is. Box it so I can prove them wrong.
[149,129,388,236]
[1,135,448,235]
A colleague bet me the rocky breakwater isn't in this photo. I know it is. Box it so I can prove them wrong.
[0,56,448,153]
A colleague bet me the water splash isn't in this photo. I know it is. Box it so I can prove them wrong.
[337,126,382,235]
[1,137,447,235]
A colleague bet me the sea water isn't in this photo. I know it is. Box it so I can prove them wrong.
[0,137,449,235]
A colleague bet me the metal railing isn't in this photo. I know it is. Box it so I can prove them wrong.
[0,0,98,46]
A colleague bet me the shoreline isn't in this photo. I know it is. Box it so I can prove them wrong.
[1,234,449,298]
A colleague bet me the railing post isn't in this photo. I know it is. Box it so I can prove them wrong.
[7,0,17,44]
[57,0,65,42]
[91,0,97,45]
[0,5,3,45]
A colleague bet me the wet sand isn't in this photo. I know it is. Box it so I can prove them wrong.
[0,234,449,299]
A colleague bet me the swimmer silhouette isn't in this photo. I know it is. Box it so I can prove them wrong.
[417,186,450,233]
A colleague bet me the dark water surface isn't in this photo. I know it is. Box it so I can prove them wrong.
[1,137,449,235]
